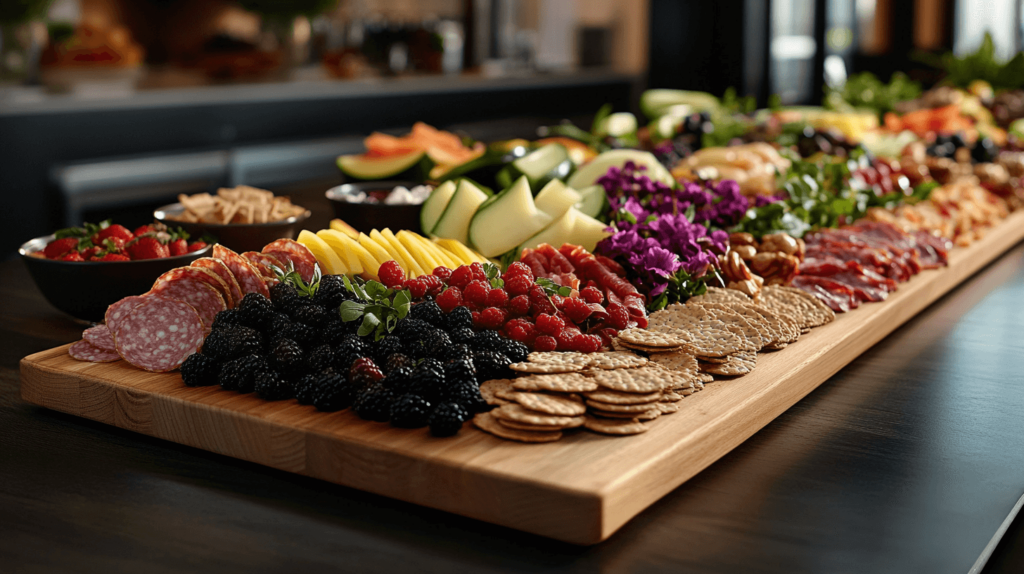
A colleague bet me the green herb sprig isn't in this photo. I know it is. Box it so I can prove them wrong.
[338,276,411,340]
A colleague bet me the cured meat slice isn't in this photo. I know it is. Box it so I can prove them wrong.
[153,267,233,309]
[241,251,283,279]
[791,276,858,313]
[149,277,226,330]
[105,295,148,336]
[911,230,951,269]
[69,339,121,363]
[191,257,244,307]
[263,239,317,283]
[213,244,271,298]
[82,324,116,352]
[114,295,204,372]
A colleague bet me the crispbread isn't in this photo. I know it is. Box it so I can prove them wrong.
[584,416,650,435]
[591,367,667,393]
[585,399,658,413]
[586,350,649,370]
[526,351,592,365]
[510,361,584,374]
[511,373,599,393]
[646,349,698,378]
[473,412,563,442]
[493,404,586,427]
[702,352,757,376]
[592,408,662,421]
[761,285,834,329]
[656,401,680,414]
[647,304,758,357]
[616,327,685,349]
[661,390,683,402]
[584,388,663,404]
[497,418,583,431]
[479,379,515,406]
[511,391,587,416]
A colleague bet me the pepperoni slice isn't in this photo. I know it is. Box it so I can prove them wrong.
[191,257,243,308]
[149,277,226,331]
[241,251,283,279]
[69,340,121,363]
[114,295,205,372]
[213,244,271,298]
[153,267,233,308]
[262,239,316,283]
[83,324,116,351]
[105,295,148,337]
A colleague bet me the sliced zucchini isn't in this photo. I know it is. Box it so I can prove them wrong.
[518,207,611,253]
[575,185,610,220]
[534,179,582,218]
[419,180,457,236]
[337,149,434,181]
[495,143,574,191]
[468,176,552,257]
[431,179,490,245]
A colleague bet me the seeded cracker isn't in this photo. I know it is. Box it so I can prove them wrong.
[703,352,757,376]
[512,373,599,393]
[584,416,650,436]
[647,304,757,357]
[585,400,659,413]
[587,350,649,370]
[592,408,662,421]
[656,402,680,414]
[584,388,663,405]
[647,349,698,378]
[693,301,776,349]
[479,379,516,406]
[510,361,584,374]
[494,387,522,402]
[493,404,586,427]
[498,418,581,431]
[661,390,684,402]
[592,367,667,393]
[474,412,563,443]
[526,351,592,365]
[761,285,834,329]
[512,392,588,417]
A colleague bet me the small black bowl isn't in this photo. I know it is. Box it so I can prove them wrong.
[154,203,312,254]
[326,181,426,235]
[20,235,214,323]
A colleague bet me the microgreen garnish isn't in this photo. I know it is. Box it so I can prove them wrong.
[483,262,504,288]
[271,261,321,298]
[339,275,412,341]
[535,277,572,298]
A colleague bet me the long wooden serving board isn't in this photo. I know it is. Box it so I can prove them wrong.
[20,210,1024,545]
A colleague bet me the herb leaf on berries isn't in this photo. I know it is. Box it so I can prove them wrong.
[339,275,412,340]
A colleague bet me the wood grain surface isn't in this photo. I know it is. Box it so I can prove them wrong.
[19,210,1024,545]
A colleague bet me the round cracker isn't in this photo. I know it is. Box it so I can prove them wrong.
[584,416,650,435]
[586,351,649,370]
[510,361,584,374]
[492,404,586,427]
[585,399,658,413]
[526,351,592,365]
[592,367,666,393]
[584,388,663,405]
[511,373,599,393]
[479,379,516,406]
[512,391,587,417]
[473,412,563,443]
[497,417,584,431]
[656,401,680,414]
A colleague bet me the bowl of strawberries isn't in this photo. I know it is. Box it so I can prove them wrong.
[19,220,213,323]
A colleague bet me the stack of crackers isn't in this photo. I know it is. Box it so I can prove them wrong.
[473,285,835,443]
[171,186,307,224]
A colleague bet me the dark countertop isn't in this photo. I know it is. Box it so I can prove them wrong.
[3,241,1024,574]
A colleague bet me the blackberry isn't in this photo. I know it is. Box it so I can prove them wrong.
[270,338,306,379]
[444,306,473,331]
[319,319,352,346]
[381,365,415,394]
[418,358,444,373]
[444,357,477,387]
[235,293,275,329]
[311,370,357,411]
[306,344,335,373]
[424,329,452,358]
[255,370,293,401]
[444,380,489,414]
[353,383,394,422]
[408,362,446,403]
[210,308,242,331]
[409,301,444,326]
[383,352,416,375]
[395,319,431,345]
[473,350,512,381]
[294,372,320,405]
[276,321,315,349]
[180,353,220,387]
[293,303,330,327]
[269,282,299,309]
[349,358,384,389]
[429,403,468,437]
[263,311,292,338]
[449,327,475,345]
[313,274,350,310]
[498,339,529,363]
[443,343,474,364]
[201,325,262,362]
[218,354,267,393]
[374,335,403,364]
[333,348,365,373]
[337,334,369,357]
[470,330,503,354]
[389,394,432,428]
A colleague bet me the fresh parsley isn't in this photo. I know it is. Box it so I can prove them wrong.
[338,276,412,341]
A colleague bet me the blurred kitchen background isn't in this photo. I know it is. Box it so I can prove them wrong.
[1,0,1022,257]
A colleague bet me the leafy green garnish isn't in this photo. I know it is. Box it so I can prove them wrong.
[339,275,411,341]
[824,71,921,118]
[535,277,572,298]
[482,262,504,289]
[270,261,321,298]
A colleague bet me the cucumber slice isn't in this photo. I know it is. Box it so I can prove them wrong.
[468,176,552,257]
[594,112,638,138]
[495,143,574,191]
[534,179,582,218]
[566,149,675,190]
[518,207,611,253]
[337,150,434,181]
[431,179,490,245]
[419,180,457,236]
[575,185,609,220]
[640,89,720,119]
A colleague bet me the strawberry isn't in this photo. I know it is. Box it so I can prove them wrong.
[91,253,130,262]
[91,224,134,245]
[127,236,170,260]
[59,251,84,262]
[133,224,154,237]
[186,241,207,253]
[168,238,188,256]
[80,246,102,259]
[43,237,79,259]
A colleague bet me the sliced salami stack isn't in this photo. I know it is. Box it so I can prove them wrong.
[113,295,206,372]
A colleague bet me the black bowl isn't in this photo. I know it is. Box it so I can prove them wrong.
[154,203,312,254]
[20,235,214,323]
[326,181,425,235]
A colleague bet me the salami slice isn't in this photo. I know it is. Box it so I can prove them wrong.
[263,239,317,283]
[82,324,116,352]
[191,257,244,308]
[213,245,271,298]
[241,251,283,279]
[114,295,205,372]
[105,295,148,336]
[149,277,226,330]
[153,267,233,309]
[69,339,122,363]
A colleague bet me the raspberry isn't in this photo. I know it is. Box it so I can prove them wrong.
[581,286,604,304]
[505,275,532,296]
[471,310,483,328]
[470,262,487,281]
[503,261,534,281]
[508,294,531,315]
[420,274,445,296]
[379,260,405,288]
[350,357,383,382]
[531,297,556,316]
[464,280,490,306]
[551,294,565,310]
[449,265,473,289]
[535,313,565,336]
[480,307,508,330]
[555,329,578,351]
[486,288,509,308]
[528,285,548,302]
[562,297,593,324]
[432,266,453,280]
[585,280,599,290]
[533,335,557,352]
[436,287,464,313]
[505,319,535,342]
[607,303,630,330]
[573,334,603,353]
[404,278,428,299]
